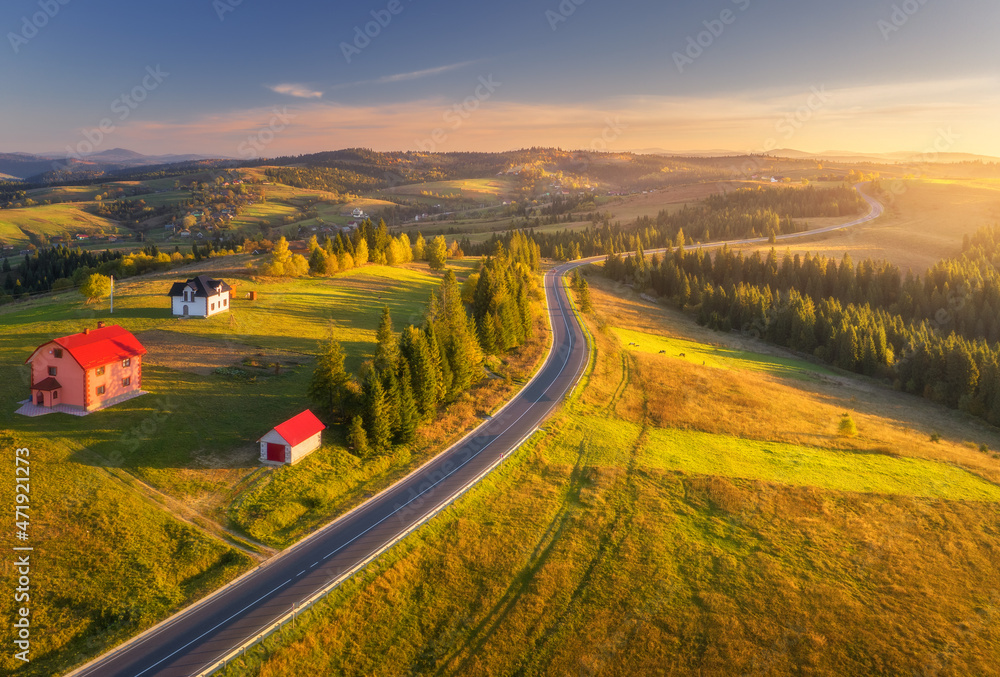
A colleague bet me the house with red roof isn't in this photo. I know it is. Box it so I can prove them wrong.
[21,323,147,415]
[258,410,326,465]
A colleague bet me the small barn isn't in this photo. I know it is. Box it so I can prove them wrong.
[167,275,232,318]
[258,410,326,465]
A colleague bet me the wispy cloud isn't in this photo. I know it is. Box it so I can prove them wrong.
[111,77,1000,157]
[332,60,479,91]
[268,83,323,99]
[375,61,477,84]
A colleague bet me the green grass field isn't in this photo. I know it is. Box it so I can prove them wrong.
[216,277,1000,677]
[380,178,513,201]
[0,260,454,676]
[0,203,121,246]
[611,326,836,380]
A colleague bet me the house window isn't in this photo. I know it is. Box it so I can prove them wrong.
[54,348,63,358]
[211,303,215,311]
[53,391,58,400]
[48,366,57,376]
[122,358,131,368]
[224,298,228,307]
[96,385,106,395]
[96,366,105,376]
[122,377,131,387]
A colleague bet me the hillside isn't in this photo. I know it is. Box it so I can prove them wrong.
[216,272,1000,677]
[0,251,550,676]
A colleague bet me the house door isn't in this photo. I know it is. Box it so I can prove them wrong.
[266,443,285,462]
[182,305,189,316]
[35,392,43,405]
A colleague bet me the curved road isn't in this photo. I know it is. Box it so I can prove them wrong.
[72,264,590,677]
[72,184,882,677]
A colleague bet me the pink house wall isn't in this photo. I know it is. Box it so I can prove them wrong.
[29,344,86,407]
[87,356,142,409]
[29,342,143,410]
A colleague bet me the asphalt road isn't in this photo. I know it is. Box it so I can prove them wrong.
[71,263,590,677]
[72,184,883,677]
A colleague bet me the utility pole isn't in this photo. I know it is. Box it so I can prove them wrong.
[110,275,114,314]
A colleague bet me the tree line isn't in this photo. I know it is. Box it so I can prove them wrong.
[602,225,1000,426]
[473,185,864,262]
[309,235,540,456]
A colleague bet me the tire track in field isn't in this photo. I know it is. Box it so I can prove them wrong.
[436,417,609,676]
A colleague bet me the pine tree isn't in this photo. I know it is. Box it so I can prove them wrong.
[348,415,370,456]
[396,360,419,443]
[382,366,403,436]
[838,413,858,437]
[400,326,439,418]
[374,306,399,374]
[362,368,392,452]
[578,277,593,313]
[308,335,351,421]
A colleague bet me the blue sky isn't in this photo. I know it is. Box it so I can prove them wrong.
[2,0,998,157]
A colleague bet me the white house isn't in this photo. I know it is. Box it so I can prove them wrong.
[258,410,326,465]
[167,275,232,318]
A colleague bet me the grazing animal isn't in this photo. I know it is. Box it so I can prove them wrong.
[658,350,666,354]
[679,353,686,358]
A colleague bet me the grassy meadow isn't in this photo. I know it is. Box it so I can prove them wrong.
[734,179,1000,272]
[0,256,552,676]
[216,272,1000,677]
[0,203,121,246]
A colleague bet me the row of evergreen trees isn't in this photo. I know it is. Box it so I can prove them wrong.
[309,235,541,456]
[2,246,124,297]
[474,185,864,262]
[605,229,1000,346]
[602,226,1000,425]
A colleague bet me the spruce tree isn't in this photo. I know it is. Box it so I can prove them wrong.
[362,368,392,452]
[374,306,399,374]
[578,277,593,313]
[348,415,370,456]
[308,335,351,421]
[401,326,439,418]
[396,361,419,443]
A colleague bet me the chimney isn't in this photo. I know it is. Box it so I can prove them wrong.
[97,321,105,329]
[83,328,90,335]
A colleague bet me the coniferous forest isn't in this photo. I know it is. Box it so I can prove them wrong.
[309,232,541,454]
[602,224,1000,425]
[472,185,866,261]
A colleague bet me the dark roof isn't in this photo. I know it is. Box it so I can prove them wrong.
[167,275,232,298]
[32,377,62,391]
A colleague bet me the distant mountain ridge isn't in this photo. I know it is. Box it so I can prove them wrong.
[0,148,227,180]
[632,147,1000,164]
